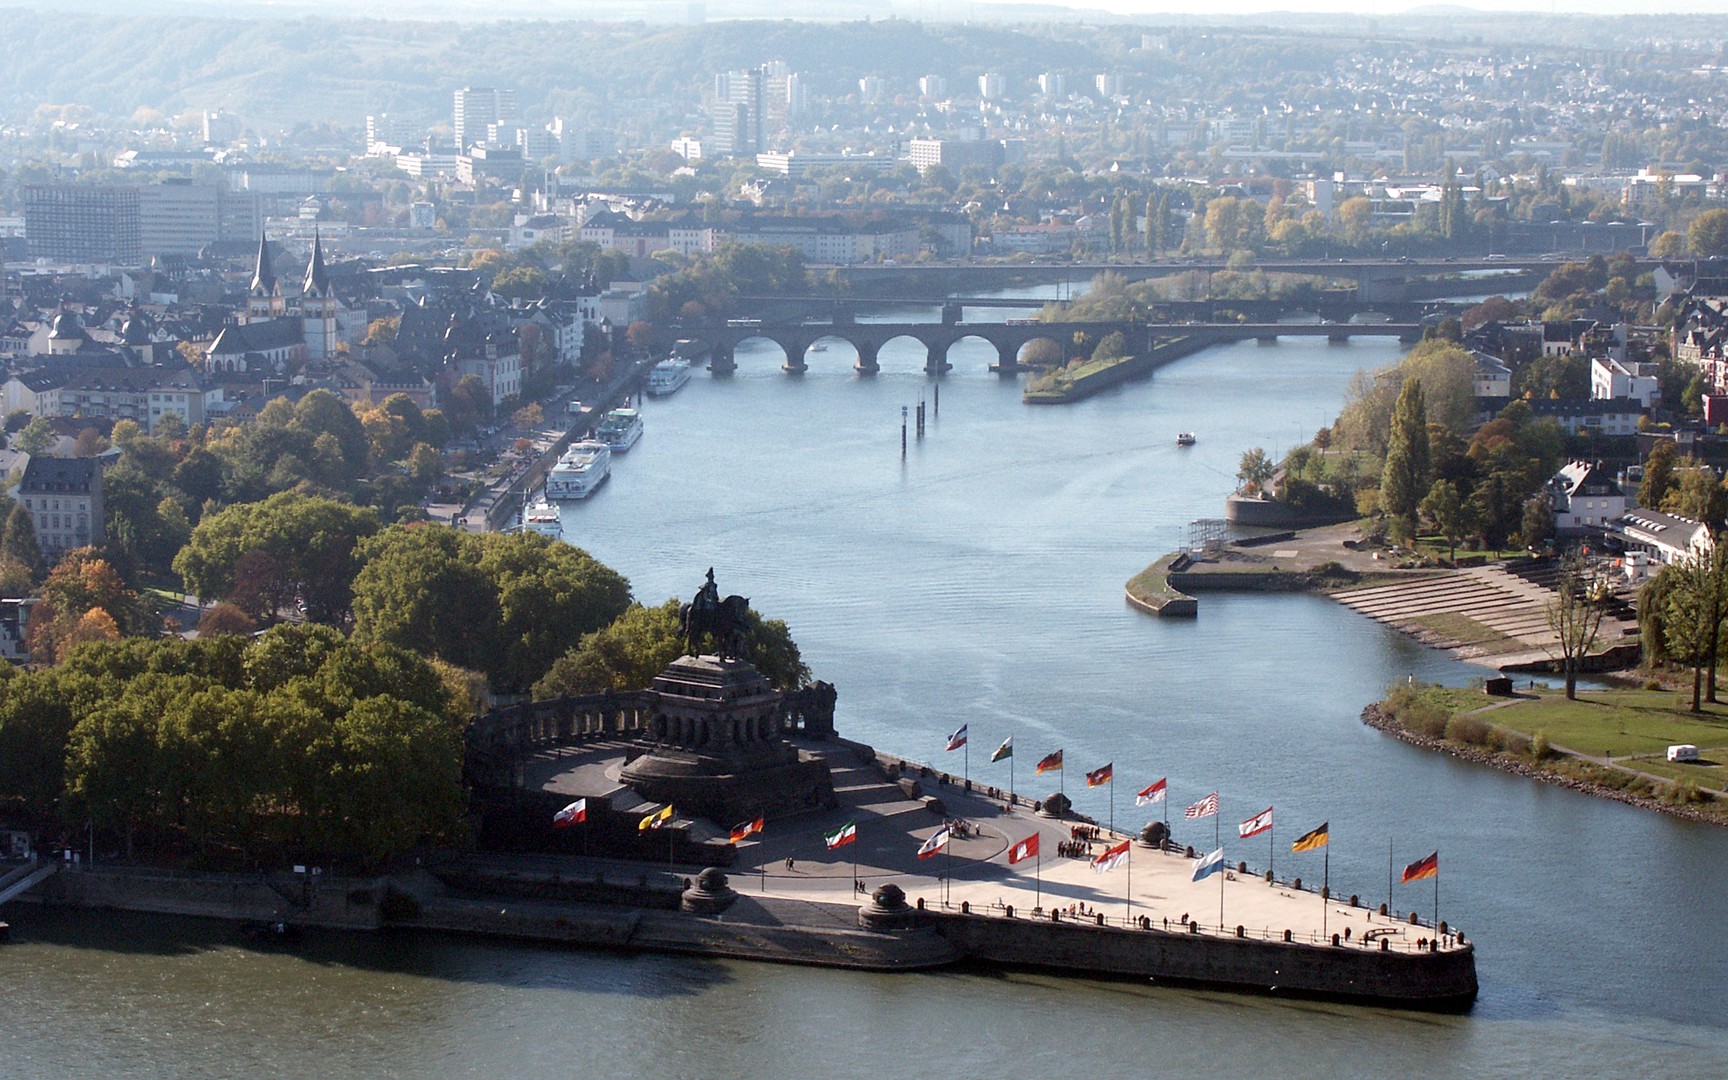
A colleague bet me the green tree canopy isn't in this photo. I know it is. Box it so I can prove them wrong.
[172,492,381,624]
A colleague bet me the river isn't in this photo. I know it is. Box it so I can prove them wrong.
[4,295,1726,1078]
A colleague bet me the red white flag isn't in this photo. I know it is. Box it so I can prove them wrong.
[1239,807,1273,839]
[552,799,586,827]
[1007,833,1040,865]
[729,817,764,844]
[1185,792,1219,819]
[1091,839,1131,873]
[916,827,951,860]
[1136,778,1167,806]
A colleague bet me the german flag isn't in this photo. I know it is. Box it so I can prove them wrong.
[729,818,764,844]
[1086,763,1113,788]
[1036,749,1064,774]
[639,804,673,831]
[1401,851,1439,883]
[1291,822,1329,853]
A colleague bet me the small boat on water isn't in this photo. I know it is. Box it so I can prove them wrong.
[646,358,692,397]
[545,440,612,500]
[809,342,829,352]
[1176,432,1197,446]
[595,407,644,452]
[522,495,562,540]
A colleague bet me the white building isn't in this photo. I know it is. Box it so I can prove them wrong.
[1591,356,1660,408]
[1471,351,1512,398]
[1614,510,1713,567]
[1547,461,1628,535]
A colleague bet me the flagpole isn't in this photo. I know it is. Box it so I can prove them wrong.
[1322,844,1329,940]
[1387,836,1394,917]
[1109,774,1115,837]
[964,738,969,789]
[1035,840,1042,911]
[1269,816,1274,882]
[944,837,952,906]
[1125,844,1132,924]
[1433,852,1440,933]
[853,826,859,894]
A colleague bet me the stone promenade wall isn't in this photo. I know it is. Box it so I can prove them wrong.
[32,866,386,930]
[922,907,1478,1007]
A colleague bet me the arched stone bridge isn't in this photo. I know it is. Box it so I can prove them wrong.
[699,319,1424,376]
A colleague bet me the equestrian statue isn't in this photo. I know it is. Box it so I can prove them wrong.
[681,568,751,659]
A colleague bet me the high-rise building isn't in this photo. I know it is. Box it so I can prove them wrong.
[919,75,948,99]
[1038,73,1067,97]
[453,87,519,152]
[24,185,141,264]
[366,113,421,150]
[710,63,805,155]
[1094,73,1124,98]
[978,73,1005,100]
[858,76,884,104]
[202,110,242,146]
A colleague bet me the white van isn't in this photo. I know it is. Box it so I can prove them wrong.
[1667,744,1700,763]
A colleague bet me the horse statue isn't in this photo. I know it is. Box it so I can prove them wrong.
[680,568,751,659]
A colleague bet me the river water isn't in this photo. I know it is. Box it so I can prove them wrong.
[5,295,1727,1077]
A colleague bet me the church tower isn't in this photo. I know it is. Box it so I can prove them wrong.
[246,234,285,323]
[299,231,341,360]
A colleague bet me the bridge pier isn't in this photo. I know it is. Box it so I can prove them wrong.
[924,343,952,376]
[854,341,880,376]
[782,357,807,375]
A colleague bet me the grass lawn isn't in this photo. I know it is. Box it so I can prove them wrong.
[1481,690,1728,789]
[1126,556,1192,605]
[1409,611,1520,652]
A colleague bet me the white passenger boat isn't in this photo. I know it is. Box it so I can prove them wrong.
[545,440,612,500]
[1176,432,1197,446]
[595,407,644,452]
[522,495,562,540]
[645,358,692,397]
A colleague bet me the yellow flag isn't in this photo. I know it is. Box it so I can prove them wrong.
[639,804,673,831]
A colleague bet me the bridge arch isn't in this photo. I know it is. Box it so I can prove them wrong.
[726,333,793,372]
[797,333,865,374]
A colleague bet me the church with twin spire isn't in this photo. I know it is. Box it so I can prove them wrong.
[208,231,359,374]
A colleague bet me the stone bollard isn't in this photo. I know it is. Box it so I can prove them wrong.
[1189,921,1200,934]
[916,897,925,911]
[1185,845,1196,858]
[1332,933,1340,946]
[1408,911,1420,925]
[1350,894,1359,907]
[1430,939,1439,953]
[1052,910,1061,922]
[1265,870,1273,883]
[1005,905,1013,918]
[1439,920,1448,934]
[1237,861,1248,874]
[960,901,969,915]
[1293,877,1302,891]
[1283,930,1292,942]
[1095,913,1104,926]
[1321,886,1329,900]
[1380,938,1389,951]
[1235,925,1245,938]
[1378,902,1389,916]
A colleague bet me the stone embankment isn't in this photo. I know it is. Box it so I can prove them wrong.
[1022,337,1208,405]
[1361,703,1725,828]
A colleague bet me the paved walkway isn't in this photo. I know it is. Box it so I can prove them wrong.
[523,740,1459,955]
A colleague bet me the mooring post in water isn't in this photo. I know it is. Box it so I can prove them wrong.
[933,382,939,416]
[901,406,908,457]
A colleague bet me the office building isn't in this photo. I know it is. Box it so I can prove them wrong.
[454,87,519,152]
[24,185,141,264]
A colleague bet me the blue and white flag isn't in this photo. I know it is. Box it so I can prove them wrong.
[1192,846,1226,882]
[945,724,968,751]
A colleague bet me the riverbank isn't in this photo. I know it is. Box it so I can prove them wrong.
[1362,689,1728,828]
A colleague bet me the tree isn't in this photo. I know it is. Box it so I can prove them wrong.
[2,503,42,579]
[197,602,257,637]
[1650,230,1686,258]
[1688,209,1728,258]
[1640,442,1679,509]
[15,416,55,456]
[349,527,500,675]
[1380,379,1432,541]
[173,493,381,625]
[511,403,545,430]
[1660,459,1727,528]
[1662,546,1728,712]
[1337,197,1373,245]
[1421,480,1471,561]
[1545,554,1606,700]
[1237,448,1276,494]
